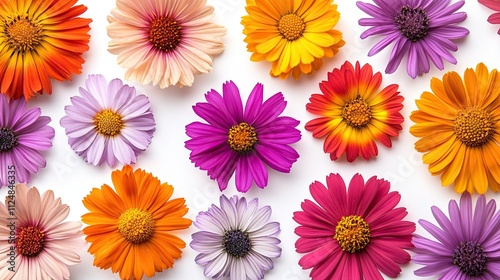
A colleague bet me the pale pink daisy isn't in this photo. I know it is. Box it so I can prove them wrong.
[0,184,82,280]
[107,0,226,88]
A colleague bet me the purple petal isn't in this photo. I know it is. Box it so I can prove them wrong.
[235,156,252,192]
[251,93,286,127]
[222,81,244,123]
[244,83,264,124]
[247,154,268,189]
[366,32,400,55]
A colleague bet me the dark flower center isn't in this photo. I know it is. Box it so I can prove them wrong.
[4,15,43,52]
[228,122,257,153]
[452,241,487,277]
[394,6,429,42]
[278,13,305,41]
[342,95,372,127]
[94,110,123,137]
[148,17,182,52]
[118,208,155,244]
[17,226,45,257]
[223,229,252,257]
[334,215,370,253]
[0,127,18,152]
[454,107,494,147]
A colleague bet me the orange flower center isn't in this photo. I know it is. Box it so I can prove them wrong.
[454,107,494,147]
[118,208,155,244]
[342,96,372,127]
[334,215,370,253]
[94,110,123,136]
[4,15,43,52]
[148,17,182,52]
[0,127,18,152]
[17,226,45,257]
[228,122,257,153]
[278,14,305,41]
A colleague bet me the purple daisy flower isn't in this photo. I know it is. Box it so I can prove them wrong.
[185,81,301,192]
[191,195,281,280]
[60,74,155,167]
[0,95,54,187]
[357,0,469,78]
[413,193,500,278]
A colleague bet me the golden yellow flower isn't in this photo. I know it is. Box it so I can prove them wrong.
[241,0,345,79]
[410,63,500,194]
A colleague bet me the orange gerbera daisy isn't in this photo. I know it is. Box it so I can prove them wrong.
[241,0,345,80]
[82,165,192,280]
[410,63,500,194]
[0,0,91,100]
[305,61,404,162]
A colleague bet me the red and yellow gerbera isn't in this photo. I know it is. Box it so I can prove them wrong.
[0,0,91,100]
[305,61,404,162]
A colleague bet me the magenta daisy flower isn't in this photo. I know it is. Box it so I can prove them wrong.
[185,81,301,192]
[293,173,415,279]
[60,74,155,167]
[357,0,469,78]
[0,95,54,187]
[0,184,83,279]
[479,0,500,34]
[190,195,281,280]
[413,193,500,278]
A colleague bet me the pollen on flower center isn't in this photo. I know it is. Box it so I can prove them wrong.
[17,226,45,257]
[148,17,182,52]
[0,127,18,152]
[342,95,372,127]
[278,14,305,41]
[452,241,487,277]
[454,107,494,147]
[394,6,429,42]
[94,110,123,137]
[334,215,370,253]
[228,122,257,152]
[118,208,155,244]
[4,15,43,52]
[223,229,252,257]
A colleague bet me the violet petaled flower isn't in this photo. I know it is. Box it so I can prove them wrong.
[413,193,500,278]
[60,74,156,167]
[0,95,54,187]
[185,81,301,192]
[190,195,281,280]
[357,0,469,78]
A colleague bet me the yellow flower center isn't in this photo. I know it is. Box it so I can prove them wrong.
[148,17,182,52]
[4,15,43,52]
[17,226,45,257]
[94,110,123,136]
[454,107,494,147]
[342,96,372,127]
[278,14,305,41]
[334,215,370,253]
[228,122,257,153]
[118,208,155,244]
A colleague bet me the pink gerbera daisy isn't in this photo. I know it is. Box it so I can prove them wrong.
[107,0,226,88]
[0,184,82,279]
[293,173,415,279]
[479,0,500,34]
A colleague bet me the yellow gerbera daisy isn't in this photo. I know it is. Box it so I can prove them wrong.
[410,63,500,194]
[241,0,345,80]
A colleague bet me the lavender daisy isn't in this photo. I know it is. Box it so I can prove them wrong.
[413,193,500,278]
[60,74,155,167]
[0,95,54,187]
[190,195,281,280]
[185,81,301,192]
[357,0,469,78]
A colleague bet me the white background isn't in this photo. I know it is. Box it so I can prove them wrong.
[1,0,499,279]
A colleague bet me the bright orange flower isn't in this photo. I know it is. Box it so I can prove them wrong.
[410,63,500,194]
[82,165,192,280]
[305,61,404,162]
[0,0,91,100]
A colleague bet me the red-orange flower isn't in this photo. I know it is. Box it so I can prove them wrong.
[0,0,91,100]
[305,61,404,162]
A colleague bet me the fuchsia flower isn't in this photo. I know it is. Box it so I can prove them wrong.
[293,173,415,279]
[479,0,500,34]
[185,81,301,192]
